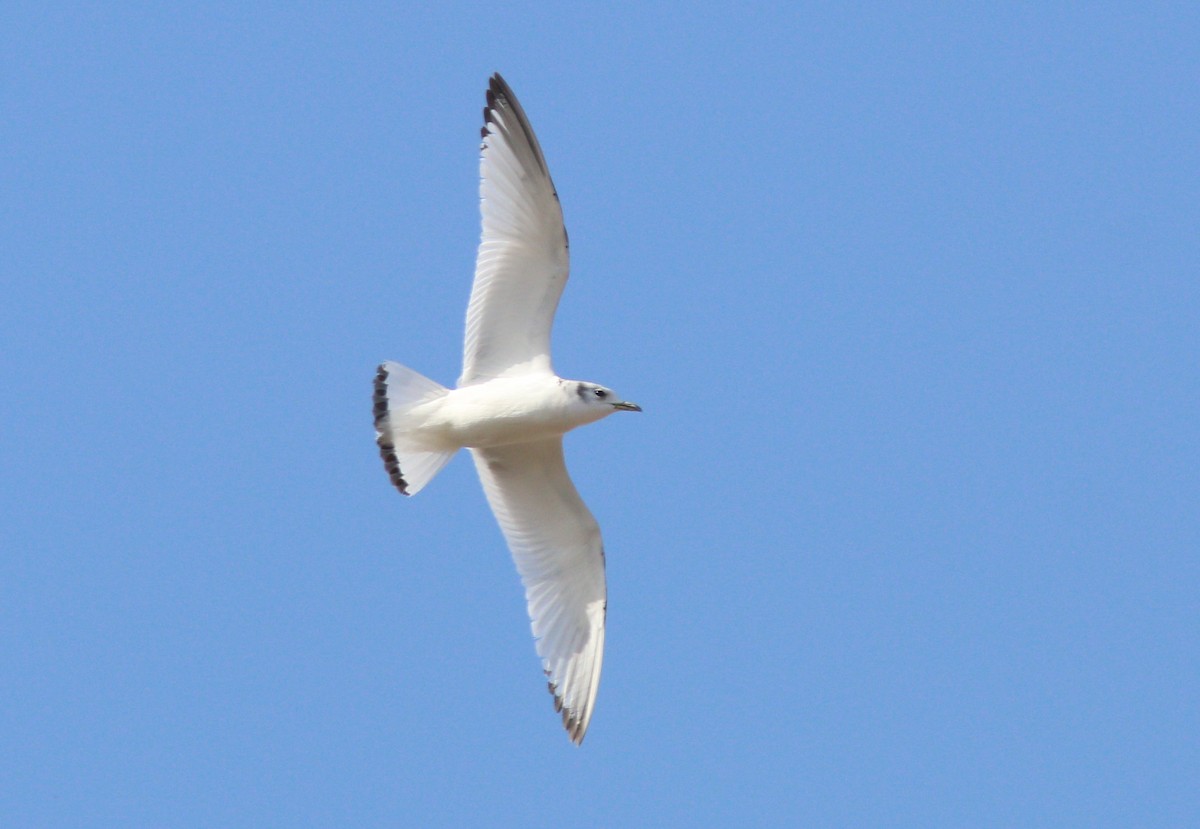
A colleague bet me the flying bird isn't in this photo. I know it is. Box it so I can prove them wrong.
[373,74,640,744]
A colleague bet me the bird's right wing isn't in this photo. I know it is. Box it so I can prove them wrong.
[459,74,570,386]
[471,439,606,744]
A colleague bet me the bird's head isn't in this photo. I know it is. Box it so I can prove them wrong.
[572,381,642,417]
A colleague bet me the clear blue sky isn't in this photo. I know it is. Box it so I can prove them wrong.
[3,3,1197,826]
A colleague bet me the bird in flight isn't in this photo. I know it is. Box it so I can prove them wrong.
[373,74,641,744]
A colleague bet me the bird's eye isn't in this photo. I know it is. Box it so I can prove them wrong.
[594,389,607,399]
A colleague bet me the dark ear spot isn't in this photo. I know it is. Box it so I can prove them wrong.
[576,382,588,401]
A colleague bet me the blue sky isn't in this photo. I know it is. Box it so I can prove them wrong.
[3,3,1197,826]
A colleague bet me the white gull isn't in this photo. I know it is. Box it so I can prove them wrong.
[373,73,640,744]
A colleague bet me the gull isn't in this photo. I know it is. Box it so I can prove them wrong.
[373,74,640,744]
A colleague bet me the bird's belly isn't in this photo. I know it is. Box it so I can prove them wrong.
[444,409,572,448]
[418,383,577,449]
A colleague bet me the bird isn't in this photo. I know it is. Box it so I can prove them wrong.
[373,74,641,744]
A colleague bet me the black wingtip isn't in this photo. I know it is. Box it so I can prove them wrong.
[481,81,503,142]
[546,679,586,745]
[373,364,410,496]
[479,72,550,178]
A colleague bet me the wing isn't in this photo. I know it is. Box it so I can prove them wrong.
[459,74,570,386]
[471,439,606,744]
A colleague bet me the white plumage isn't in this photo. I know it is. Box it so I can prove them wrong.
[374,74,640,744]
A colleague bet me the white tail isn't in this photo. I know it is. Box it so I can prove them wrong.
[373,361,454,496]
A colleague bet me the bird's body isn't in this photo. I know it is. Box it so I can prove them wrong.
[374,74,639,744]
[387,375,615,452]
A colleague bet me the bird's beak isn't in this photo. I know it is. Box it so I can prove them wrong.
[613,401,642,412]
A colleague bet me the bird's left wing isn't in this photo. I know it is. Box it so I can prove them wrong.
[470,439,606,744]
[459,74,570,386]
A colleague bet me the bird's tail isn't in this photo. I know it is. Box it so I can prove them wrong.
[373,361,454,496]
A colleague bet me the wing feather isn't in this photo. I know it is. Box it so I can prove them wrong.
[471,439,606,744]
[460,74,570,386]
